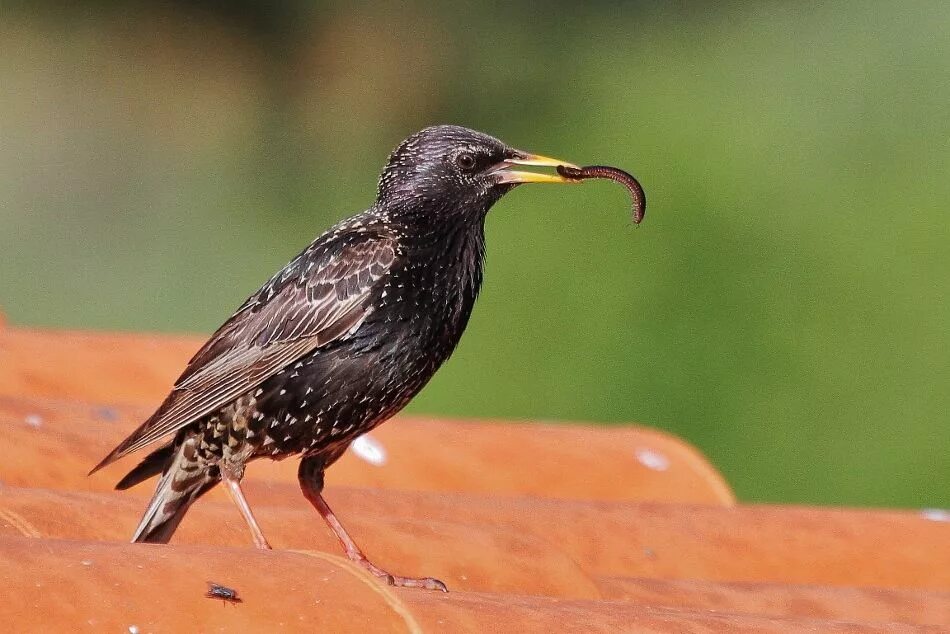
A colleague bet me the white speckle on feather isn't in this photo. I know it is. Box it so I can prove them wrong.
[350,434,387,467]
[129,626,140,634]
[24,414,43,428]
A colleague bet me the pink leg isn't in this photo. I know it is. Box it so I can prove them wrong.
[221,471,271,550]
[298,456,446,591]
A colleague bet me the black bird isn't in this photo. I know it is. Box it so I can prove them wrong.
[90,125,585,591]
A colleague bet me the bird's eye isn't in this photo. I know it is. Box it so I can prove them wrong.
[455,152,477,172]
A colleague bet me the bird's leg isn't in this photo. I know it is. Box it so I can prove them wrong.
[220,462,271,550]
[297,455,447,592]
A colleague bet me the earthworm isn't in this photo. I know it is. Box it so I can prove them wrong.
[557,164,646,224]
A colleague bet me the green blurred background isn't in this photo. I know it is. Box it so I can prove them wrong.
[2,1,948,508]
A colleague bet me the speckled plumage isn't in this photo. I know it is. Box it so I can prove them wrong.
[91,125,578,590]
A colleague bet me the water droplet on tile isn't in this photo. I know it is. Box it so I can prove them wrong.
[350,434,387,466]
[635,447,670,471]
[921,508,950,522]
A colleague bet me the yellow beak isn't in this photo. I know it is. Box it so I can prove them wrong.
[491,152,581,184]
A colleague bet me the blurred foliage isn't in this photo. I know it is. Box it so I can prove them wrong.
[2,0,948,508]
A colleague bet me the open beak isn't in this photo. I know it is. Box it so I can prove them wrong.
[490,152,581,185]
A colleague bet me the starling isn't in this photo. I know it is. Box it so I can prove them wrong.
[90,125,592,591]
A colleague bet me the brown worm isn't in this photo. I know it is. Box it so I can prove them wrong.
[557,165,646,225]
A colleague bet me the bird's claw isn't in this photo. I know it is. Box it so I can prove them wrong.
[354,555,448,591]
[383,573,448,592]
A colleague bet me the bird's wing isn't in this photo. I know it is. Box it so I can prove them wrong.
[90,231,397,472]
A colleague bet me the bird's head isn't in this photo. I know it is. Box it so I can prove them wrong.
[376,125,579,221]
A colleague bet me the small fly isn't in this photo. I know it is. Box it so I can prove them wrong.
[205,581,242,604]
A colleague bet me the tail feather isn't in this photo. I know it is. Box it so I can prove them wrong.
[115,442,176,490]
[130,438,218,544]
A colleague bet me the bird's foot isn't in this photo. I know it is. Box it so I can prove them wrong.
[303,486,448,591]
[384,573,448,593]
[354,556,447,592]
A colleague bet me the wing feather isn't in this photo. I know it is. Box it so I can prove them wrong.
[90,230,396,473]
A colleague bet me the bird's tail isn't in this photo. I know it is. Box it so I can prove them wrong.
[130,438,218,544]
[115,442,175,491]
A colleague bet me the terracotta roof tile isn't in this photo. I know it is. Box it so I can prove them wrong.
[0,323,946,631]
[596,577,950,627]
[0,395,733,505]
[1,537,939,633]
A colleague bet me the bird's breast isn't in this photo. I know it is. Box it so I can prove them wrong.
[377,228,485,353]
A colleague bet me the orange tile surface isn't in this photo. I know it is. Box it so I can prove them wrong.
[595,577,950,626]
[0,322,948,631]
[0,326,734,505]
[2,538,938,633]
[0,395,734,505]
